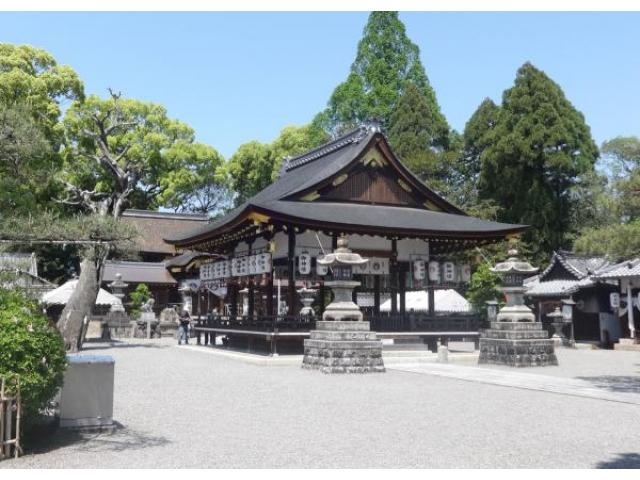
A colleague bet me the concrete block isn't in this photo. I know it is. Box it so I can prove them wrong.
[59,354,114,430]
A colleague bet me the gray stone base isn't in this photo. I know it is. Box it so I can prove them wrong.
[302,321,385,374]
[479,321,558,367]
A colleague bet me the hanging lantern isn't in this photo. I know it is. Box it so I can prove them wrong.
[298,252,311,275]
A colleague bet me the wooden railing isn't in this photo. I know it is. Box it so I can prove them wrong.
[0,376,21,460]
[194,313,480,334]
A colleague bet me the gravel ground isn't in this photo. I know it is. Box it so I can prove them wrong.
[3,339,640,469]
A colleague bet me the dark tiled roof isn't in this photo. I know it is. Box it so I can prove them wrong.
[539,251,612,281]
[165,126,527,246]
[102,261,177,285]
[258,201,525,236]
[595,258,640,279]
[121,210,210,254]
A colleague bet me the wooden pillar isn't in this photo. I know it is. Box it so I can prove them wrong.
[374,275,380,316]
[428,287,435,318]
[399,264,406,316]
[247,240,255,320]
[390,238,398,314]
[229,283,238,319]
[287,226,296,316]
[266,273,274,317]
[319,282,326,315]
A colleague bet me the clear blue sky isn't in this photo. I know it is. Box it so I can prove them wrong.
[1,11,638,158]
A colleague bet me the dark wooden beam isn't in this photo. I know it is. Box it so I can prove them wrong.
[287,225,296,316]
[391,238,398,314]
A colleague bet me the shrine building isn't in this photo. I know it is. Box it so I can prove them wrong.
[164,125,528,352]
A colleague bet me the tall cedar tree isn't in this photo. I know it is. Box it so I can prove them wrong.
[478,63,598,262]
[314,12,448,141]
[387,82,449,192]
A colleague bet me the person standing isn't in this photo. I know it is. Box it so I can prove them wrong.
[178,309,191,345]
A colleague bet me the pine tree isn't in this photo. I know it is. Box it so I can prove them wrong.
[478,62,599,261]
[314,12,448,140]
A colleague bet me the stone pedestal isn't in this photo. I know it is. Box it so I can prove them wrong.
[302,321,385,373]
[479,322,558,367]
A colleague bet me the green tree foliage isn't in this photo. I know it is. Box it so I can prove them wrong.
[478,62,599,262]
[466,263,502,321]
[129,283,152,317]
[226,124,328,205]
[0,43,84,143]
[0,288,67,418]
[387,82,450,190]
[314,12,448,139]
[456,98,501,212]
[601,136,640,221]
[61,91,228,218]
[574,220,640,259]
[0,101,53,214]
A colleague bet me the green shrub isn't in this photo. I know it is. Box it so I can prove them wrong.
[0,288,67,417]
[467,263,502,321]
[129,283,151,317]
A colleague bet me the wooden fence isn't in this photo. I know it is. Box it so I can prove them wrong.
[0,376,21,460]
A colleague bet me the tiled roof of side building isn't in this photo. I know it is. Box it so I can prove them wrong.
[121,209,210,254]
[103,261,177,285]
[595,258,640,279]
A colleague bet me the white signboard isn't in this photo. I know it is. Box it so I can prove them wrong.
[413,260,426,280]
[352,257,389,275]
[201,254,271,280]
[610,292,620,309]
[443,262,456,282]
[428,261,440,283]
[298,253,311,275]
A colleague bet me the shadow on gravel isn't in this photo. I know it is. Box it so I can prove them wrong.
[575,375,640,394]
[25,421,170,455]
[596,453,640,469]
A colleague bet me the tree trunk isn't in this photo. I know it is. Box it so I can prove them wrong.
[58,255,100,352]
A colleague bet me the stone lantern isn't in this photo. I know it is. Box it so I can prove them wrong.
[302,236,385,374]
[108,273,127,313]
[316,236,368,322]
[478,249,558,367]
[547,307,565,346]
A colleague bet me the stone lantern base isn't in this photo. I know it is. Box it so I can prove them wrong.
[302,321,385,374]
[479,322,558,367]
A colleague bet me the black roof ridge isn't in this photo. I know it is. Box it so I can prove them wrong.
[280,125,372,175]
[122,209,209,221]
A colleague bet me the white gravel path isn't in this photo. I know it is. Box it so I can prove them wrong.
[3,339,639,469]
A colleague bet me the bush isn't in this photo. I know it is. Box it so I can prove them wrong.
[0,288,67,417]
[129,283,151,317]
[467,263,502,321]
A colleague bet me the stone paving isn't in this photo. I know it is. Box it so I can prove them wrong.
[2,339,640,469]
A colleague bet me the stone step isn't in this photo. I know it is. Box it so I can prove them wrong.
[315,320,371,332]
[304,339,384,351]
[481,330,549,340]
[310,330,378,341]
[488,322,547,331]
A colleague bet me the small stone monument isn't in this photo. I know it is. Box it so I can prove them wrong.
[158,307,179,337]
[302,237,385,373]
[105,273,128,339]
[478,249,558,367]
[137,298,158,339]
